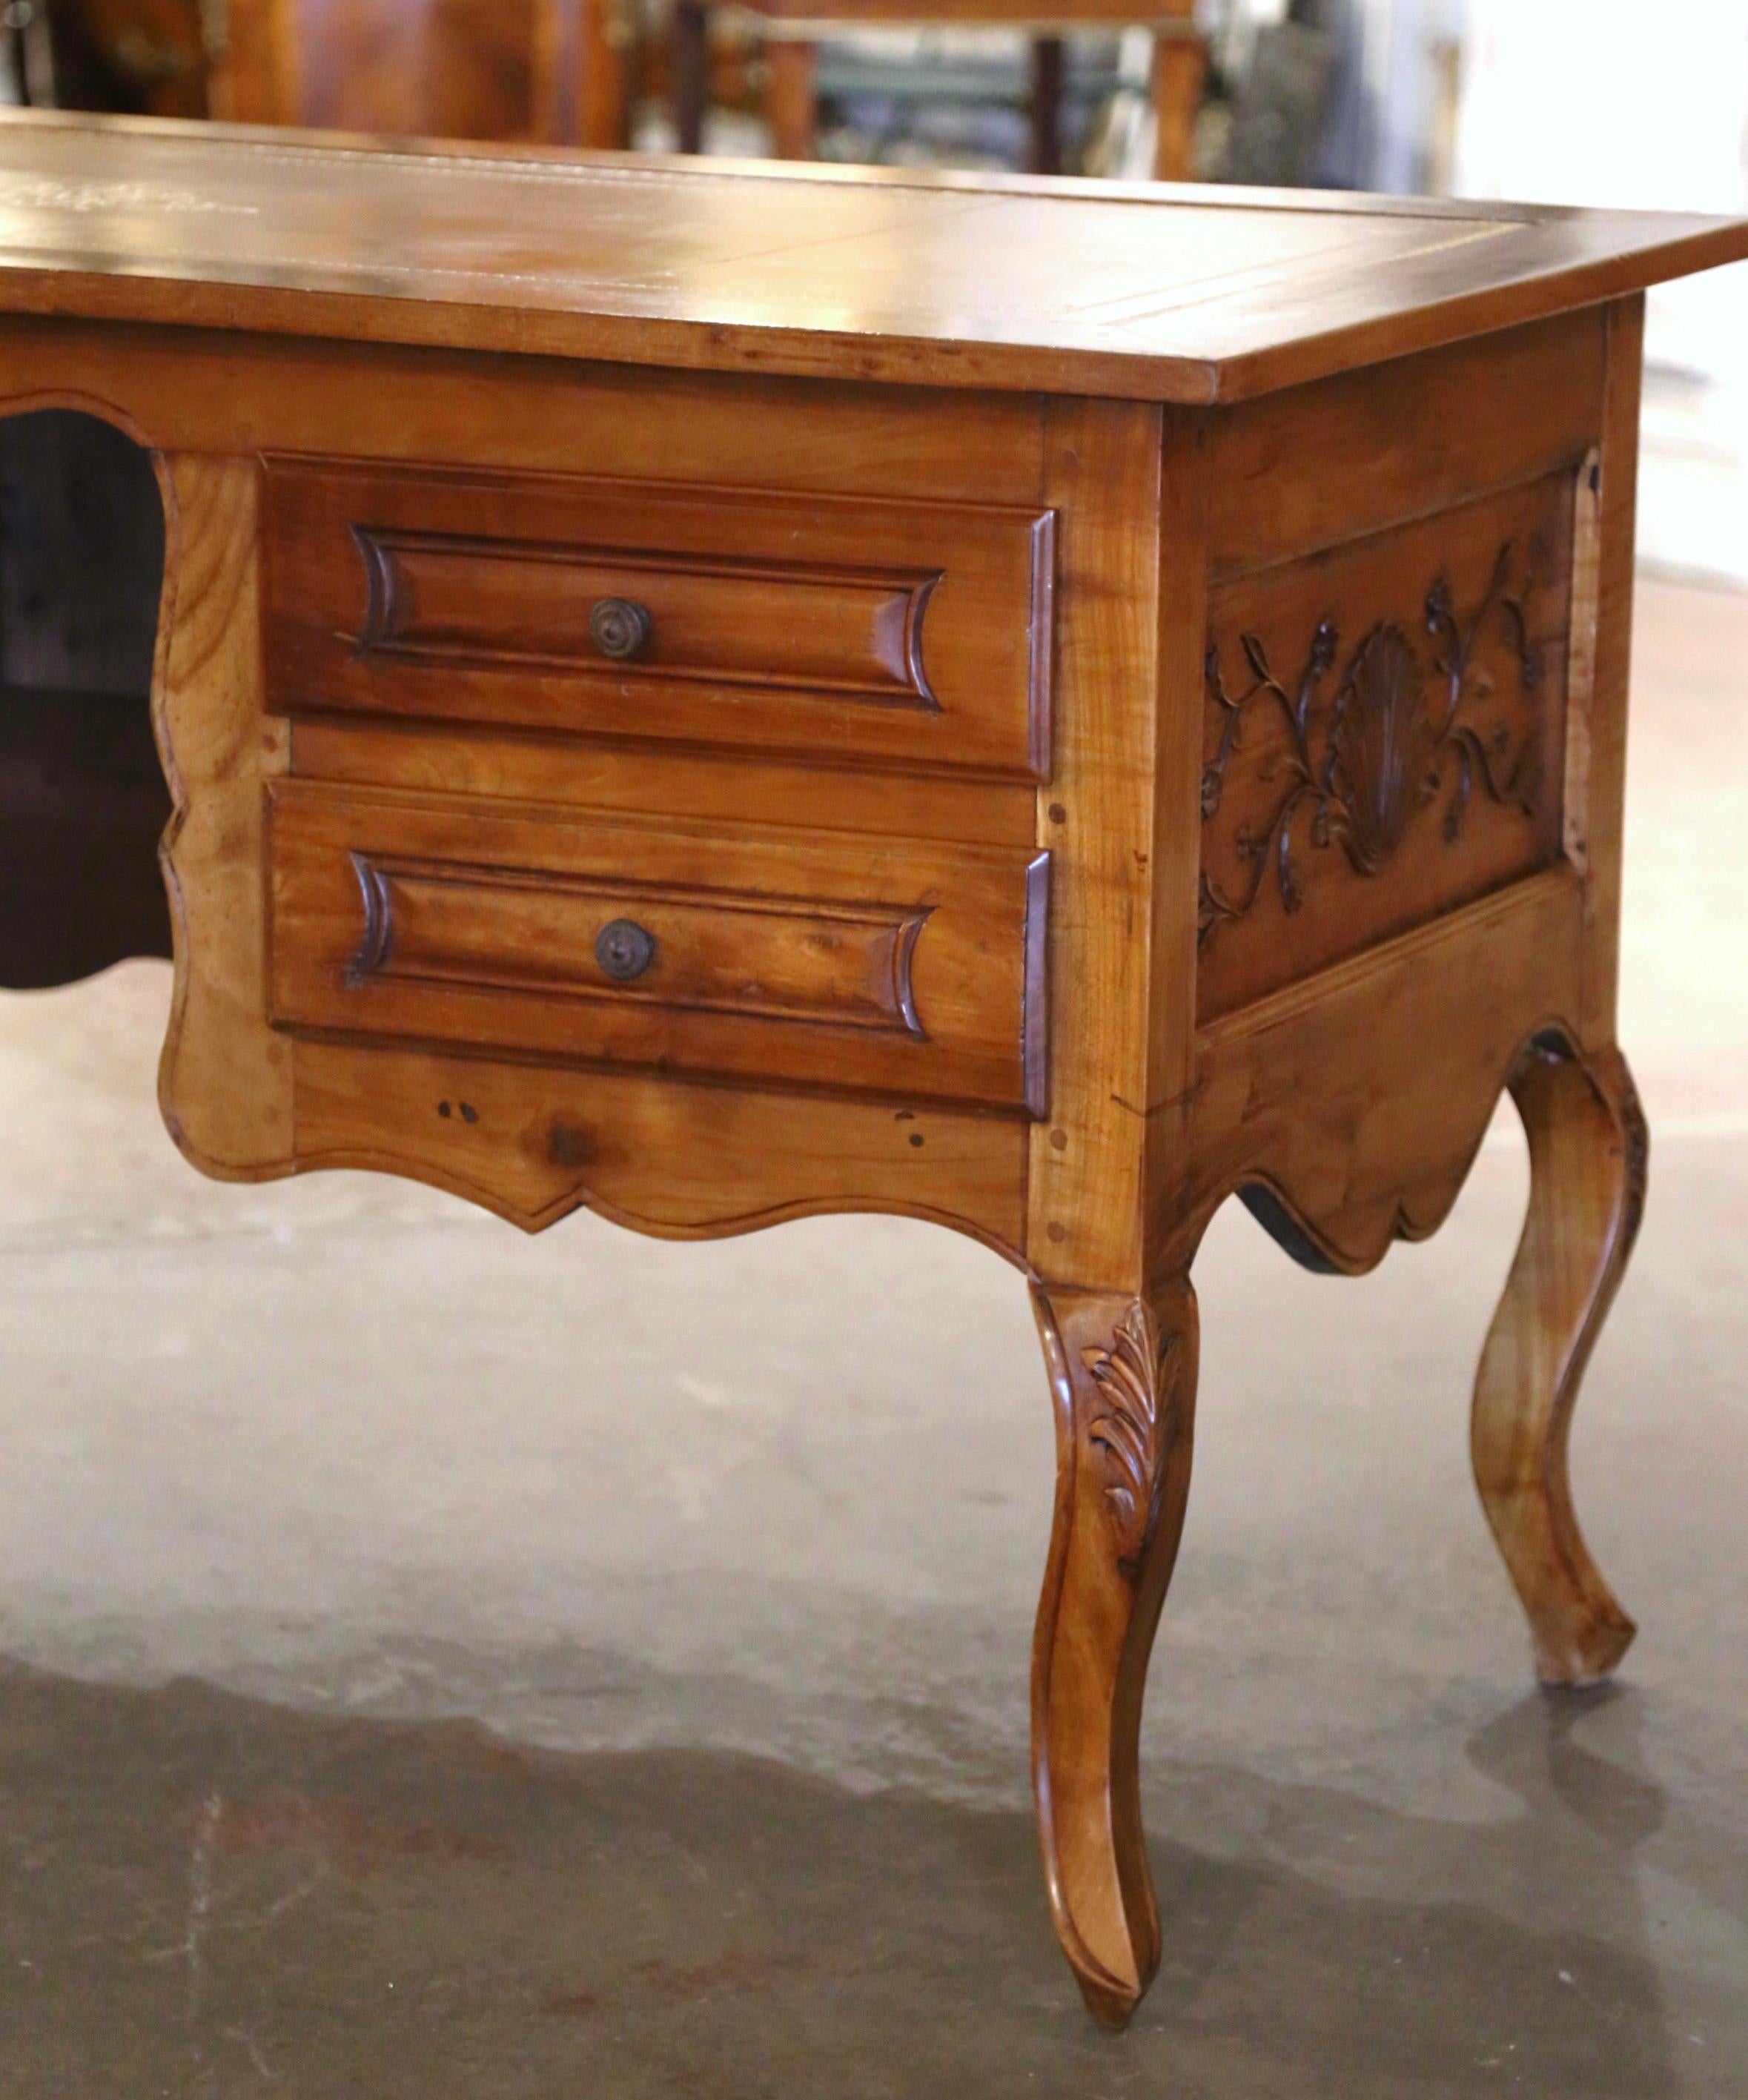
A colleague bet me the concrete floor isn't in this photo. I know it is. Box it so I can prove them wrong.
[2,577,1747,2096]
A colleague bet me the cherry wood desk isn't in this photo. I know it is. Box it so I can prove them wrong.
[3,108,1744,2027]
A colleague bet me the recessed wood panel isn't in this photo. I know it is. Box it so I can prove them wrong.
[262,457,1054,780]
[1196,466,1579,1021]
[268,781,1050,1113]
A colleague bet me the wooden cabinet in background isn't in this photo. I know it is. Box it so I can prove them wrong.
[50,0,211,116]
[213,0,636,147]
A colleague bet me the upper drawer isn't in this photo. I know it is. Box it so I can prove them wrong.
[262,457,1055,781]
[267,781,1050,1116]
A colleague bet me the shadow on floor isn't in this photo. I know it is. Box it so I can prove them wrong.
[0,1659,1689,2100]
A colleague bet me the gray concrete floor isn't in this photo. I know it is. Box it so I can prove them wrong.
[2,577,1747,2096]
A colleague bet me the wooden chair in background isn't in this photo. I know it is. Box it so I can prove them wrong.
[673,0,1205,176]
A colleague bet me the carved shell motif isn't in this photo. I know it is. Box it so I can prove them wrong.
[1085,1304,1181,1583]
[1324,623,1437,875]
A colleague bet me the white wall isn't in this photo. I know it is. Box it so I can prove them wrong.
[1452,0,1748,580]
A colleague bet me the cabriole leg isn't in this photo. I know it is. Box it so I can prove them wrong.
[1030,1276,1198,2027]
[1473,1035,1646,1685]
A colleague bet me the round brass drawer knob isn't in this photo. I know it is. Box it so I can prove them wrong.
[596,918,656,981]
[589,595,653,660]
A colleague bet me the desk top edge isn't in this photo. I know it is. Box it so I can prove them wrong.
[0,108,1742,403]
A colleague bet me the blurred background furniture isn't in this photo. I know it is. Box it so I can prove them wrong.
[27,0,1219,175]
[673,0,1204,173]
[1205,10,1332,185]
[32,0,640,145]
[219,0,635,148]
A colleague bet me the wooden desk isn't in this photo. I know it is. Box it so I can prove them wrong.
[3,108,1743,2026]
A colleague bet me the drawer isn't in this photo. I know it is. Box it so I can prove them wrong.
[267,783,1050,1115]
[262,457,1054,780]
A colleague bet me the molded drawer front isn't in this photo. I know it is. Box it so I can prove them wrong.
[262,458,1054,780]
[268,782,1049,1114]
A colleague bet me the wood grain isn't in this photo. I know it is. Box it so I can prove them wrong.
[0,110,1741,403]
[1578,297,1646,1044]
[0,317,1049,500]
[292,1036,1028,1247]
[153,452,297,1179]
[288,721,1036,850]
[1168,869,1585,1276]
[1207,308,1608,577]
[1024,396,1165,1288]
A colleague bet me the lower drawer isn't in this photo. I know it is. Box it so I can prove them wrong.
[267,782,1049,1115]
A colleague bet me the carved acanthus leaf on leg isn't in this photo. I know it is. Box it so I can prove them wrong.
[1084,1300,1185,1583]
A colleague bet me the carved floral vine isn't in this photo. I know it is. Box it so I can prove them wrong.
[1199,538,1549,947]
[1084,1303,1183,1584]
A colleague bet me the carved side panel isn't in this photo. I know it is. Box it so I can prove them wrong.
[1198,468,1577,1020]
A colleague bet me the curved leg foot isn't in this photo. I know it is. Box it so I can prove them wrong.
[1030,1278,1198,2027]
[1473,1036,1646,1686]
